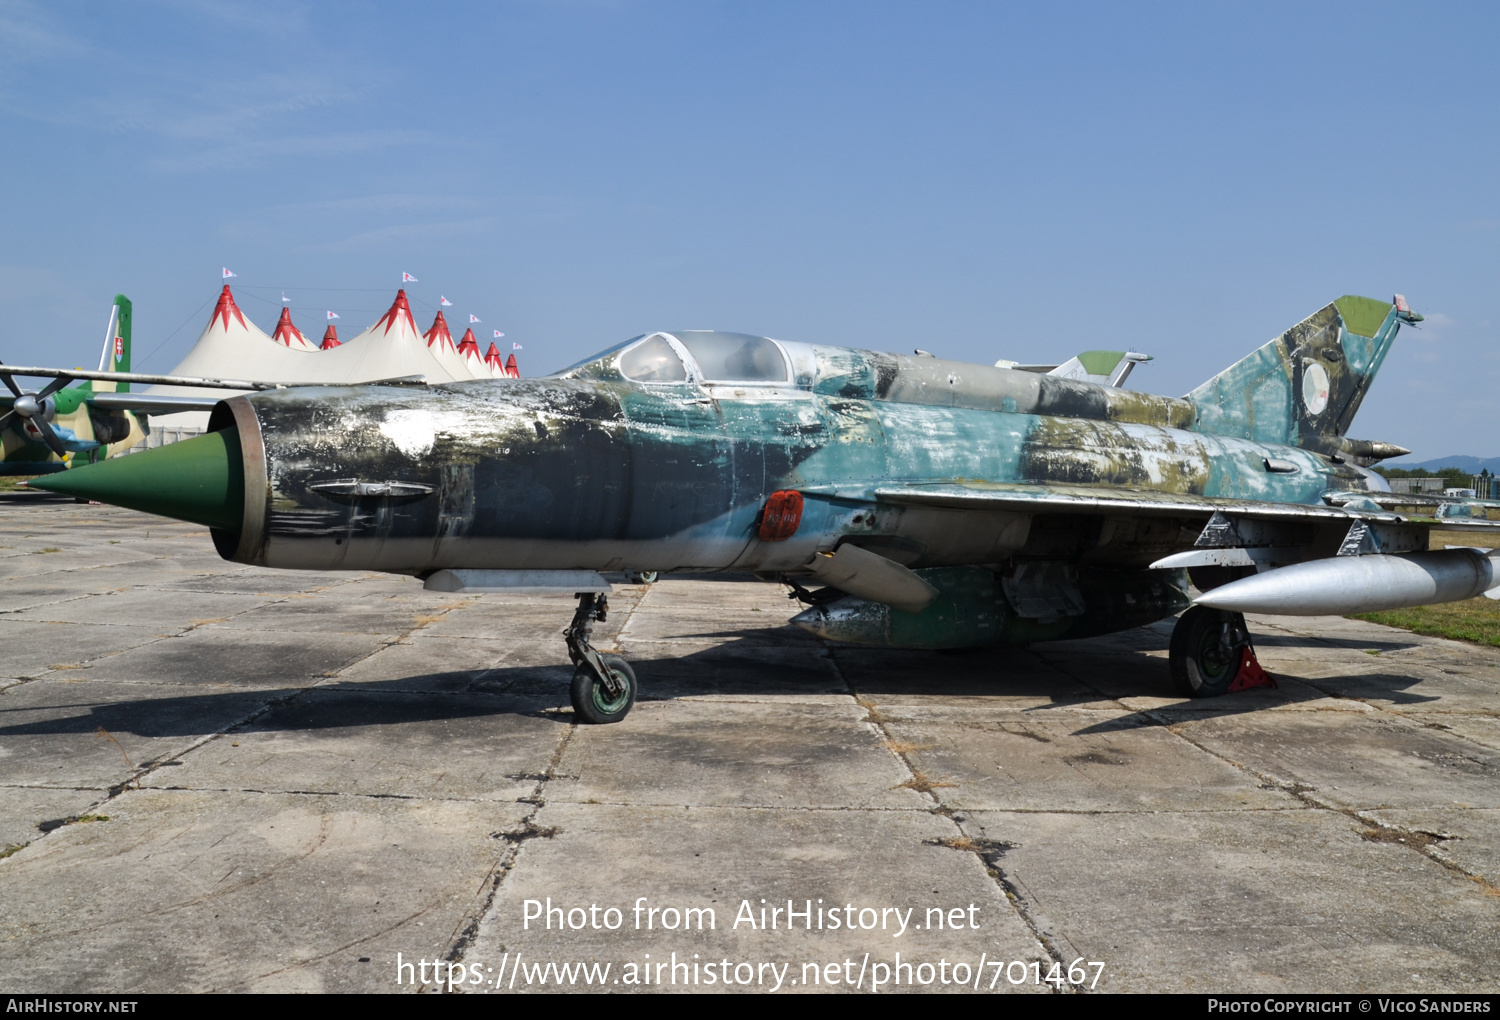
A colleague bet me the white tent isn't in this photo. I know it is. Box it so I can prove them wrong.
[159,286,315,385]
[423,311,479,380]
[141,287,319,434]
[483,342,506,378]
[312,289,467,384]
[138,287,470,441]
[270,307,318,350]
[456,327,487,377]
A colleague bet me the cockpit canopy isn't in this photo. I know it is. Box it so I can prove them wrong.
[557,331,791,384]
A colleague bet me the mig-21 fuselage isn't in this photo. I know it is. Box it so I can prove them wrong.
[31,297,1500,722]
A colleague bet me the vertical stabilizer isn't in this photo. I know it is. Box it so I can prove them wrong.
[1185,295,1411,446]
[97,295,132,391]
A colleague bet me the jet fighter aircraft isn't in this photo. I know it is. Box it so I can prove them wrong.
[23,294,1500,723]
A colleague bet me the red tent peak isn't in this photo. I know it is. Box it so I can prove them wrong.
[271,306,307,347]
[457,328,481,355]
[209,284,249,333]
[374,289,418,336]
[505,353,520,378]
[424,310,456,352]
[484,342,504,366]
[321,324,340,349]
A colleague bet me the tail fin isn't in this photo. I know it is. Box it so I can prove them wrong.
[94,295,131,391]
[1186,295,1414,446]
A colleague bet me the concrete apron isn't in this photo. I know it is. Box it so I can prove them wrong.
[0,500,1497,993]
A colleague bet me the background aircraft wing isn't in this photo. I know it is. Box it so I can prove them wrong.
[0,366,432,409]
[86,392,223,412]
[0,365,283,391]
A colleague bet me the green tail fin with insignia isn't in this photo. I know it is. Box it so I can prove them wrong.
[1185,295,1412,446]
[103,295,131,390]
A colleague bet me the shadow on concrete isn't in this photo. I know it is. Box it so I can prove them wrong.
[0,675,572,740]
[0,623,1446,740]
[1254,633,1421,653]
[0,491,72,505]
[1067,669,1443,735]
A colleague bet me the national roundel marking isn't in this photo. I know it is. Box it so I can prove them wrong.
[1302,362,1330,416]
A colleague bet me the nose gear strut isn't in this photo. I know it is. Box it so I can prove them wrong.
[564,592,637,724]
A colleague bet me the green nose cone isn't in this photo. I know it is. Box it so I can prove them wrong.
[30,428,244,531]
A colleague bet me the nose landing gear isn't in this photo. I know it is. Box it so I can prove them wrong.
[1169,605,1277,697]
[564,592,637,723]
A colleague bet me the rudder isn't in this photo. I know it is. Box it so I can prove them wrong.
[1185,295,1414,446]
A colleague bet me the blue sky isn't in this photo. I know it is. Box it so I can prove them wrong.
[1,0,1496,459]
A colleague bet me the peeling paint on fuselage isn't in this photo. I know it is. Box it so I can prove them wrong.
[239,338,1382,580]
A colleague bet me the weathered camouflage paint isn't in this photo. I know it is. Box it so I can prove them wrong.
[217,300,1404,645]
[792,565,1192,649]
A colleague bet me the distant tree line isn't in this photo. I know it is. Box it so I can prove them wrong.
[1375,465,1492,486]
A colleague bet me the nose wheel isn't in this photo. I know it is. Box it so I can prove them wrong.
[564,592,637,723]
[1169,605,1276,697]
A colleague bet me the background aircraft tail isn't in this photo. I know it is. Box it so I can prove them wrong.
[1185,295,1416,447]
[95,295,131,391]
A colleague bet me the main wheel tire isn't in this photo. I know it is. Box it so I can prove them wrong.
[1170,606,1246,698]
[569,655,637,724]
[625,571,658,585]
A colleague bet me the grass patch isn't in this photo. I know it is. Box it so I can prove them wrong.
[1351,596,1500,648]
[933,835,981,852]
[0,845,21,859]
[37,814,109,833]
[897,771,955,793]
[1432,529,1500,551]
[1359,827,1445,850]
[0,475,38,493]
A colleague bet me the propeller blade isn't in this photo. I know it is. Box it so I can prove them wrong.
[0,410,14,432]
[0,362,21,398]
[34,376,72,400]
[31,416,67,457]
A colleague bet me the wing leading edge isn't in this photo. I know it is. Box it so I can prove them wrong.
[837,481,1500,531]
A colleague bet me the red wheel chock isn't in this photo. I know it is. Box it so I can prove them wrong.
[1227,645,1277,693]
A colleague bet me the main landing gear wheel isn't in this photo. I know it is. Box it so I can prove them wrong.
[1170,605,1251,698]
[563,591,638,724]
[570,655,637,724]
[625,570,658,585]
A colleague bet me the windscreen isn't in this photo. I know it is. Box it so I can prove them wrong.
[673,332,787,382]
[618,335,687,382]
[552,336,643,377]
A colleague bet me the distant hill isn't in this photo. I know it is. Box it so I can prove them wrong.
[1383,455,1500,474]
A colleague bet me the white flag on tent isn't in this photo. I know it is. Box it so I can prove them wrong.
[469,314,481,323]
[281,293,290,303]
[440,296,452,306]
[326,311,340,320]
[512,343,523,350]
[402,272,418,283]
[493,330,504,338]
[222,268,236,279]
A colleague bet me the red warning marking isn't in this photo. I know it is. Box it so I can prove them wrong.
[758,490,804,542]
